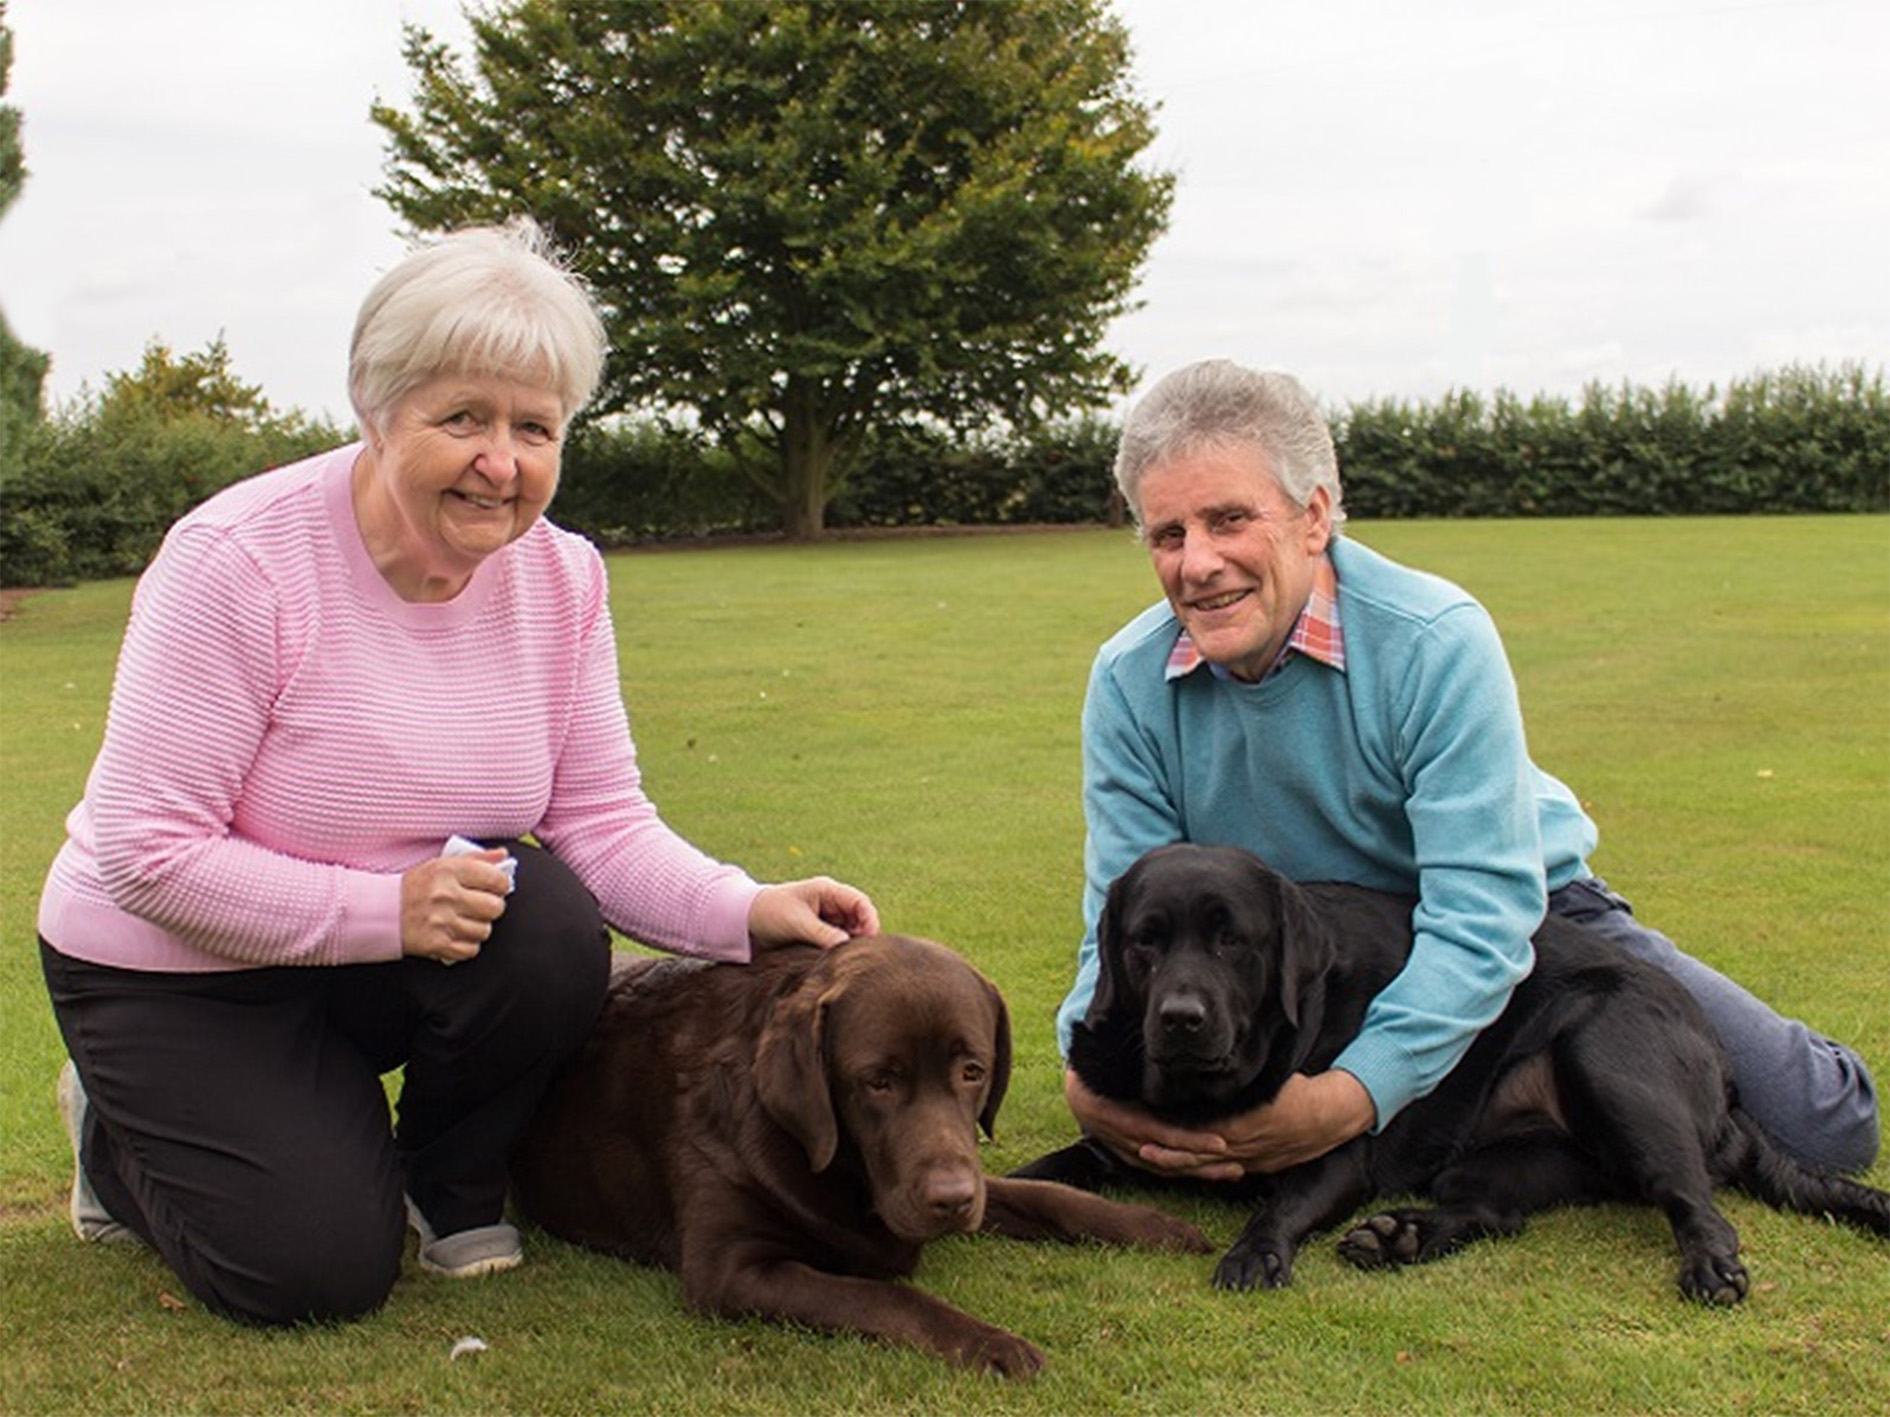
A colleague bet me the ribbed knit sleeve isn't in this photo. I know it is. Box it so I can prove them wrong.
[62,509,404,966]
[39,444,761,972]
[532,556,760,960]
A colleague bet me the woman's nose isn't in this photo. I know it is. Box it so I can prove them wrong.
[472,428,521,483]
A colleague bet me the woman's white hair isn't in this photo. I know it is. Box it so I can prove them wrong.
[1114,359,1347,530]
[348,216,607,433]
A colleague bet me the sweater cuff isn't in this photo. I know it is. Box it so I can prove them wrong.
[695,875,763,963]
[337,870,405,965]
[1328,1033,1421,1132]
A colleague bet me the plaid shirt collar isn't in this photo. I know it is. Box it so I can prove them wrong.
[1165,552,1345,683]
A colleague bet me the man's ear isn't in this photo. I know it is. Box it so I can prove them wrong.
[1301,484,1334,556]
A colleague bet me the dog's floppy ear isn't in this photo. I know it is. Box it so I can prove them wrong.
[1262,865,1331,1029]
[754,975,842,1172]
[976,971,1014,1140]
[1087,862,1139,1025]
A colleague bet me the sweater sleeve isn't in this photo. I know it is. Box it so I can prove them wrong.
[533,559,760,961]
[1056,649,1183,1054]
[84,525,402,966]
[1327,602,1543,1125]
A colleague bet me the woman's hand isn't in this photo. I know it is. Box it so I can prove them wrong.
[748,876,881,950]
[400,849,513,963]
[1064,1067,1376,1181]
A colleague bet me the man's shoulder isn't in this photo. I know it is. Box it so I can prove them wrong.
[1331,535,1483,629]
[1095,600,1181,674]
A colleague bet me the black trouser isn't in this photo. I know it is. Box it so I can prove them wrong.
[41,841,611,1326]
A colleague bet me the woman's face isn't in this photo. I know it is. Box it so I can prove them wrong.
[355,373,566,600]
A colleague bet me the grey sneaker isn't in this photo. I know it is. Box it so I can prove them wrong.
[405,1194,523,1278]
[55,1060,138,1245]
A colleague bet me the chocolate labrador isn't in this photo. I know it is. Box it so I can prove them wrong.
[510,933,1209,1377]
[1014,843,1888,1301]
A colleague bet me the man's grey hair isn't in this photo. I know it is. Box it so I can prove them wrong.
[1114,359,1346,529]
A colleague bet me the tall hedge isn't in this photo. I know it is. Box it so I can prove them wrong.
[4,363,1883,588]
[1335,363,1887,519]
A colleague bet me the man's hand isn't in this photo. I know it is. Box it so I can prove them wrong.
[1208,1070,1377,1173]
[1064,1067,1376,1181]
[1065,1069,1242,1182]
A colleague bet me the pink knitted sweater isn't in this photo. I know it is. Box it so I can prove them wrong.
[38,444,761,973]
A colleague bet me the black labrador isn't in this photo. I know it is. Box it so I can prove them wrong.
[1014,843,1888,1301]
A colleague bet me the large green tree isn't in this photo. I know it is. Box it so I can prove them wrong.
[2,1,51,463]
[372,0,1171,538]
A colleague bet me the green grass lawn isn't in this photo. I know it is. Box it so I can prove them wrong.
[2,517,1886,1416]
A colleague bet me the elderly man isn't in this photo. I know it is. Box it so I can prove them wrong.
[1056,358,1878,1181]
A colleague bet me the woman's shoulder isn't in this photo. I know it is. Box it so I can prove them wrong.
[175,444,355,538]
[512,515,606,586]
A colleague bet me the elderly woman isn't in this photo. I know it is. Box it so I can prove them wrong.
[38,219,879,1326]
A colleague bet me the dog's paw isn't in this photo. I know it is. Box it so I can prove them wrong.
[1133,1207,1215,1255]
[1212,1242,1292,1292]
[959,1328,1046,1379]
[1337,1210,1426,1269]
[1678,1250,1749,1307]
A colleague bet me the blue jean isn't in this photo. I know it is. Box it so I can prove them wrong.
[1548,876,1879,1175]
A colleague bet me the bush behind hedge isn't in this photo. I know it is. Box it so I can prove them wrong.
[4,363,1882,587]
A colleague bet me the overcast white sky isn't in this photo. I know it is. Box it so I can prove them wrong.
[2,0,1886,427]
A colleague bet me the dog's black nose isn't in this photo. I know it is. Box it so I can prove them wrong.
[1158,994,1208,1036]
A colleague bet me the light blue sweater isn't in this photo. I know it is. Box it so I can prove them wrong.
[1057,534,1599,1126]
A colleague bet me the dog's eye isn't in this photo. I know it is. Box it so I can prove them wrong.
[960,1061,987,1086]
[864,1070,899,1094]
[1123,941,1158,978]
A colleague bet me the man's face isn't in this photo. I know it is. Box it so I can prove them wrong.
[1137,444,1333,682]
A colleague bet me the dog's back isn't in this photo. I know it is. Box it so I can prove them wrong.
[511,952,767,1266]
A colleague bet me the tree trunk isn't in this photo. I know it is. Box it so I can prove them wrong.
[779,382,833,541]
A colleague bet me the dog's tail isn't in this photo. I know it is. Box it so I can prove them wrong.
[1721,1109,1890,1237]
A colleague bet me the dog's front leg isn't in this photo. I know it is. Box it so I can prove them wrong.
[1004,1136,1128,1190]
[1215,1144,1374,1292]
[980,1176,1212,1253]
[680,1241,1046,1378]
